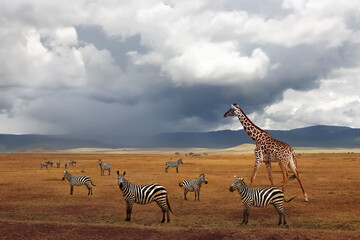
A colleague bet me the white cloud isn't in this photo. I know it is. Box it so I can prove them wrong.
[250,67,360,129]
[0,0,360,136]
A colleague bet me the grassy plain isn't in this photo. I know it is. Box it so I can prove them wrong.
[0,151,359,239]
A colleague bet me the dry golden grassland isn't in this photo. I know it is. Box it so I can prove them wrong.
[0,152,359,239]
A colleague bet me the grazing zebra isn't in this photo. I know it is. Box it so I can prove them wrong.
[69,160,77,166]
[56,161,61,168]
[98,159,111,176]
[229,175,296,225]
[62,171,96,195]
[179,173,208,201]
[45,161,53,167]
[165,158,183,173]
[116,170,172,223]
[40,162,48,170]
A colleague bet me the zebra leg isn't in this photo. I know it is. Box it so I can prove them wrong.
[194,190,197,201]
[108,169,111,175]
[85,183,92,195]
[165,166,168,173]
[273,204,285,225]
[243,205,251,225]
[176,166,178,173]
[197,189,201,201]
[184,189,188,200]
[70,185,74,195]
[125,201,133,221]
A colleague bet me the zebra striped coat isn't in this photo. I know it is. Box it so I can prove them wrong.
[229,176,296,225]
[98,159,111,176]
[62,171,96,195]
[165,158,183,173]
[117,170,172,223]
[40,162,48,170]
[179,173,208,201]
[56,161,61,168]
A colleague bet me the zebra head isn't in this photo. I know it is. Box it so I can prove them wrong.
[200,173,208,184]
[229,175,244,192]
[117,170,126,189]
[62,170,69,181]
[224,103,239,118]
[179,158,183,164]
[98,159,102,165]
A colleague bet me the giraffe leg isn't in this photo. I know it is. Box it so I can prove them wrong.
[289,162,308,202]
[265,161,274,186]
[278,163,288,192]
[251,149,263,187]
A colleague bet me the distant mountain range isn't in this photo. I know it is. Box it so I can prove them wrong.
[0,125,359,152]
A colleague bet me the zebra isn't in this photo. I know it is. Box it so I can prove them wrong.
[45,161,53,167]
[61,171,96,195]
[98,159,111,176]
[116,170,172,223]
[69,160,77,166]
[40,162,48,170]
[64,162,68,169]
[165,158,183,173]
[56,161,61,168]
[229,175,296,225]
[179,173,208,201]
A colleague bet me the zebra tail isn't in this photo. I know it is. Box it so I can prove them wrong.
[166,195,173,214]
[179,182,183,187]
[91,181,96,187]
[284,195,298,203]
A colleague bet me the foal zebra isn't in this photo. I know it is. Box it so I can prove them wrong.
[62,171,96,195]
[98,159,111,176]
[165,158,183,173]
[116,170,172,223]
[179,173,208,201]
[229,175,296,225]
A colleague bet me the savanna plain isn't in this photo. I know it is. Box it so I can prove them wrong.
[0,152,359,239]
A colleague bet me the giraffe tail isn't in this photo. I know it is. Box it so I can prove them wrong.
[288,174,296,180]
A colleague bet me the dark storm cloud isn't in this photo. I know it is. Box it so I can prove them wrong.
[0,0,359,136]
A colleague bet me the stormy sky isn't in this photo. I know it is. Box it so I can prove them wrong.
[0,0,360,138]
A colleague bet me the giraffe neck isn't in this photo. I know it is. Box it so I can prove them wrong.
[236,108,267,143]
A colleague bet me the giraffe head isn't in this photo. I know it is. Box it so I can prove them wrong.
[224,103,240,117]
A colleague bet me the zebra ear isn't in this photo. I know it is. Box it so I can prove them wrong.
[240,178,244,181]
[123,171,126,176]
[117,170,119,175]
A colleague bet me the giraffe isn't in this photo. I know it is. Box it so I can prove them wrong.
[224,104,308,202]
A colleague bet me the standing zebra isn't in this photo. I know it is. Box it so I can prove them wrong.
[69,160,77,166]
[116,170,172,223]
[64,162,68,169]
[179,173,208,201]
[45,161,53,167]
[229,175,296,225]
[62,171,96,195]
[98,159,111,176]
[165,158,183,173]
[40,162,48,170]
[56,161,61,168]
